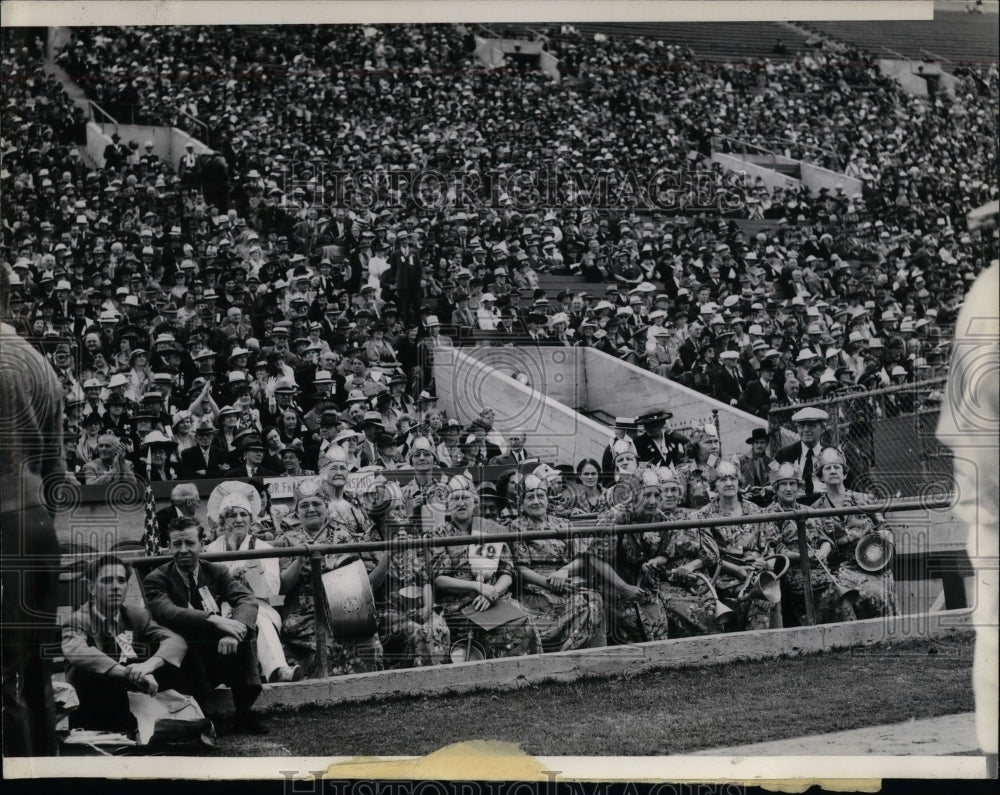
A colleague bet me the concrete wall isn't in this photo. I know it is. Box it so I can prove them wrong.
[581,347,767,459]
[435,346,607,466]
[86,122,211,170]
[463,346,588,411]
[800,162,863,198]
[711,152,801,194]
[878,58,930,96]
[205,609,973,715]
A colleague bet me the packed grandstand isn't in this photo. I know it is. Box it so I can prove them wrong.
[0,16,997,741]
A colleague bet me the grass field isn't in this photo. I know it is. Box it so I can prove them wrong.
[199,633,975,757]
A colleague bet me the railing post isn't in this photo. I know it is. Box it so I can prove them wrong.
[310,551,331,677]
[795,516,816,625]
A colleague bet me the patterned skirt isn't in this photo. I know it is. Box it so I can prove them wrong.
[519,585,607,652]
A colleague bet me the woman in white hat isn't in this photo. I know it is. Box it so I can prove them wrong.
[272,472,384,677]
[135,431,179,483]
[430,475,542,659]
[508,473,606,651]
[696,461,776,631]
[205,487,303,683]
[171,410,197,454]
[366,480,450,668]
[809,447,897,619]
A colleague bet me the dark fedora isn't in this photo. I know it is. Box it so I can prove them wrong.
[745,428,769,445]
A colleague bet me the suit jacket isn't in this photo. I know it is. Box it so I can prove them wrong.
[712,368,744,405]
[634,431,686,467]
[179,444,232,479]
[61,601,187,681]
[774,440,825,497]
[488,450,531,467]
[143,559,259,637]
[737,380,774,418]
[391,250,422,293]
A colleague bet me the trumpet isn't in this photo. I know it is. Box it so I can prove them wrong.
[815,553,860,609]
[691,572,737,631]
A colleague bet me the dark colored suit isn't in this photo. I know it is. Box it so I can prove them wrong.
[143,561,261,712]
[713,367,744,405]
[179,444,232,479]
[737,380,775,418]
[391,248,422,324]
[61,602,188,732]
[634,431,687,467]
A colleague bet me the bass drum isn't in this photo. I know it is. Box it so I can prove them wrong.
[322,559,378,638]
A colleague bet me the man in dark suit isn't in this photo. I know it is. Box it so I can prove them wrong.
[390,231,422,325]
[774,407,829,503]
[143,516,265,733]
[488,429,530,466]
[156,483,201,550]
[633,409,687,467]
[737,361,777,419]
[179,418,233,479]
[61,554,188,734]
[232,434,280,479]
[713,350,745,406]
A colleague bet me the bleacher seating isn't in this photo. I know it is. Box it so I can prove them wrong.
[807,10,999,65]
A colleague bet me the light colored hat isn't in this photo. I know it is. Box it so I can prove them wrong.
[207,480,262,524]
[769,461,800,486]
[790,407,829,423]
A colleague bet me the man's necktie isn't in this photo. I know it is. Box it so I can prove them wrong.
[803,448,815,497]
[188,573,204,610]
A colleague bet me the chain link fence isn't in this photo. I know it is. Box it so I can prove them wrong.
[768,378,951,499]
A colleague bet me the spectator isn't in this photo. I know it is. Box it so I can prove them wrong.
[143,516,267,734]
[61,554,188,734]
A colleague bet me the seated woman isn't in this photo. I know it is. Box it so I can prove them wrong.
[696,461,778,631]
[765,463,856,626]
[571,458,605,514]
[431,475,542,660]
[508,473,606,652]
[637,467,725,636]
[272,461,384,677]
[365,479,450,668]
[808,447,898,619]
[677,425,722,509]
[589,468,674,643]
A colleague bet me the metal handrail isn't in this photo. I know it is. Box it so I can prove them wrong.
[89,100,118,126]
[920,48,953,65]
[880,45,908,60]
[121,497,951,569]
[68,496,953,673]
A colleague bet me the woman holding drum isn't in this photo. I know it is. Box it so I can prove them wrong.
[431,475,542,660]
[508,473,606,652]
[272,464,384,678]
[808,447,898,619]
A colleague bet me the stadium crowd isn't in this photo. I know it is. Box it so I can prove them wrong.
[0,22,996,737]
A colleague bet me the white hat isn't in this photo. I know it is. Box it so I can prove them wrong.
[424,315,440,327]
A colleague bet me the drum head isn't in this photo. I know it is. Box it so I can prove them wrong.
[322,559,377,637]
[450,638,487,663]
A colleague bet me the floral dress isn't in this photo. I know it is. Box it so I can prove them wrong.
[641,507,726,636]
[809,491,898,619]
[508,513,606,652]
[677,460,720,509]
[430,518,542,659]
[372,539,450,669]
[588,504,673,643]
[697,498,776,631]
[765,502,857,626]
[273,510,384,677]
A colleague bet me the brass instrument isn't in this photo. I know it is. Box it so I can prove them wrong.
[815,553,860,609]
[854,532,895,573]
[692,572,737,631]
